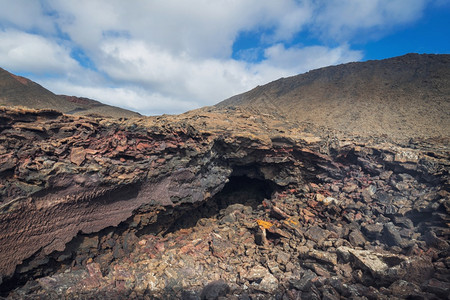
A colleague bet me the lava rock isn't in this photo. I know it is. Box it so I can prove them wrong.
[362,223,384,240]
[375,191,391,204]
[348,229,366,247]
[200,280,230,300]
[306,249,338,265]
[305,226,331,245]
[389,280,422,298]
[289,269,317,291]
[422,278,450,298]
[392,216,414,229]
[243,265,270,282]
[255,273,279,293]
[424,231,449,250]
[382,222,403,247]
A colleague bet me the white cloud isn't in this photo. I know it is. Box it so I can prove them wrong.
[35,39,361,115]
[313,0,428,41]
[0,0,55,33]
[96,38,257,104]
[48,0,314,58]
[0,29,79,74]
[262,43,363,73]
[41,79,195,115]
[0,0,431,115]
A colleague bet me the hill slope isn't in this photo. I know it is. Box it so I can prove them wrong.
[0,68,140,118]
[0,54,449,298]
[216,53,450,141]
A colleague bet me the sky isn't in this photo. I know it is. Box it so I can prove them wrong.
[0,0,449,115]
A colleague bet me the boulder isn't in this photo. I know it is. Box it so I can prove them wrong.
[337,246,433,284]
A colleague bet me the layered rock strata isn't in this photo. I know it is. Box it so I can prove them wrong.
[0,106,449,299]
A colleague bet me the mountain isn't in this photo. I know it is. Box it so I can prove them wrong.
[216,53,450,141]
[0,67,140,118]
[0,54,449,298]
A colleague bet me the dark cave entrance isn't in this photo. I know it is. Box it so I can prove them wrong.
[160,175,278,235]
[213,175,277,209]
[0,174,279,296]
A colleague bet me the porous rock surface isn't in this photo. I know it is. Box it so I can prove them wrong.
[0,105,448,299]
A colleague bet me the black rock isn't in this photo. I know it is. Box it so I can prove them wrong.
[182,290,201,300]
[382,222,403,247]
[423,278,450,299]
[424,231,449,250]
[393,216,414,229]
[289,269,317,291]
[375,191,392,204]
[362,223,384,240]
[305,226,331,245]
[200,280,230,300]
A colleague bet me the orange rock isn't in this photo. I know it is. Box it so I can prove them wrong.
[116,145,128,152]
[84,149,99,155]
[70,147,86,166]
[257,219,274,229]
[136,142,152,151]
[302,208,315,217]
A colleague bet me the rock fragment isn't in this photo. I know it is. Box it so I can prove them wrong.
[70,146,86,166]
[200,280,230,300]
[382,222,403,247]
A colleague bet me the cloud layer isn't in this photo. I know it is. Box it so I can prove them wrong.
[0,0,432,115]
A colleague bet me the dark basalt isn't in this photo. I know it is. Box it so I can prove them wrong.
[0,106,448,299]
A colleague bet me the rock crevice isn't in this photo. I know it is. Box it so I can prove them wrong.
[0,107,448,299]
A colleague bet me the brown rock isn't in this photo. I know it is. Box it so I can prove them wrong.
[348,229,366,247]
[305,226,331,245]
[70,146,86,166]
[389,280,422,298]
[256,273,279,293]
[210,233,233,259]
[337,246,434,284]
[342,183,358,193]
[306,249,338,265]
[243,265,270,282]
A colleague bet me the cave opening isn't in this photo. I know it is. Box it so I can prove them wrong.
[0,174,279,296]
[161,175,279,235]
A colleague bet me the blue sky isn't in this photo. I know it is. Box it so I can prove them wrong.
[0,0,449,115]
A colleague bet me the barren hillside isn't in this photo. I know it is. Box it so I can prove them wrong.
[217,53,450,141]
[0,54,449,299]
[0,68,140,119]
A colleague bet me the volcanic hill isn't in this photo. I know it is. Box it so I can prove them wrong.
[217,53,450,141]
[0,54,449,299]
[0,67,140,119]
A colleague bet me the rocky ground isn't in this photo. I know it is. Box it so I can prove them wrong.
[0,106,449,299]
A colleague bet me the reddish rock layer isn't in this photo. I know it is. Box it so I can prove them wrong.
[0,106,448,299]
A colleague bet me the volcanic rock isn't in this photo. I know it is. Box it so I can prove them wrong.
[200,280,230,300]
[1,54,449,299]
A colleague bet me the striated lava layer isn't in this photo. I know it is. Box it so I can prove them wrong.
[0,106,449,299]
[0,107,318,282]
